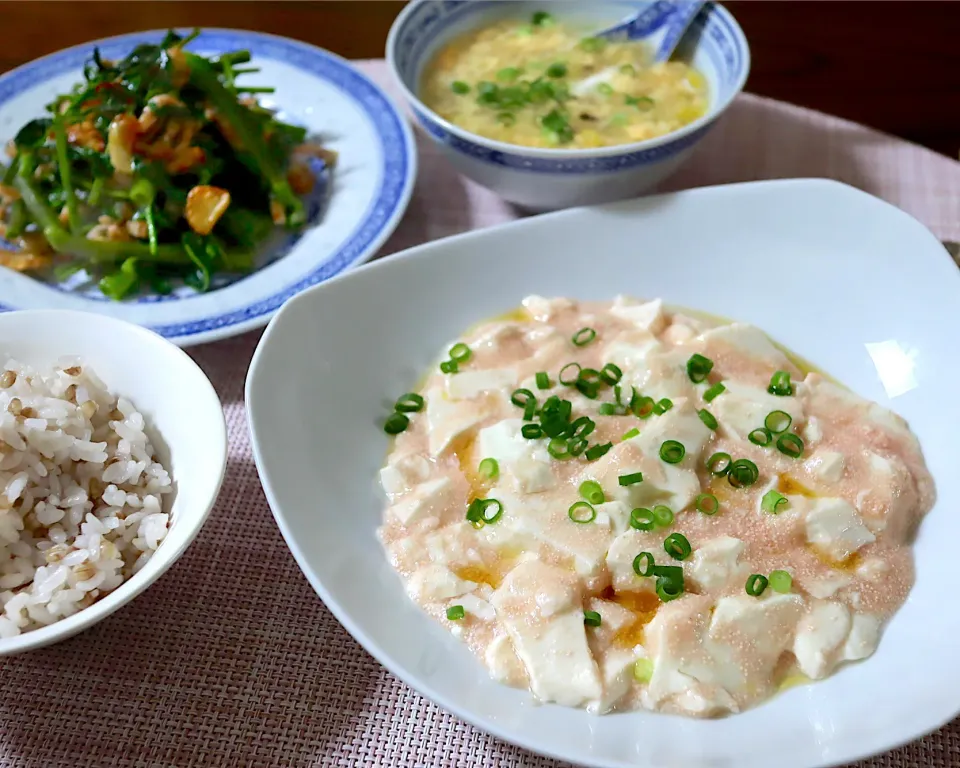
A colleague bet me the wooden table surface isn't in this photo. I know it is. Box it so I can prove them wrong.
[0,0,956,159]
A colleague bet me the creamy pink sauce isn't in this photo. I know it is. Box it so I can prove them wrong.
[378,297,935,717]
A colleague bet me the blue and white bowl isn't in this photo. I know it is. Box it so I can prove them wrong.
[387,0,749,210]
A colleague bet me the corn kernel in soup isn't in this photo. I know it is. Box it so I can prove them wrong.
[420,10,709,150]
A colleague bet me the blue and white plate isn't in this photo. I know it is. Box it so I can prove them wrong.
[0,29,416,346]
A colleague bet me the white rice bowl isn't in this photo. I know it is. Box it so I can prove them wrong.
[0,357,172,637]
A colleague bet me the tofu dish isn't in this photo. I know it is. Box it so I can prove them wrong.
[377,296,934,717]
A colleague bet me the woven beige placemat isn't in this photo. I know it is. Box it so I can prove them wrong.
[1,60,958,768]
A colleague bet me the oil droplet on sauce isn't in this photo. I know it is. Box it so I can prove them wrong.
[777,475,817,498]
[602,587,661,648]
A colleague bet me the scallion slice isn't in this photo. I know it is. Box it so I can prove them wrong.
[394,393,425,413]
[776,433,804,458]
[698,409,718,430]
[686,353,714,383]
[446,604,465,620]
[579,480,605,505]
[652,505,674,528]
[546,62,568,78]
[583,609,602,627]
[585,442,612,461]
[695,493,719,515]
[598,403,619,416]
[656,576,684,602]
[663,532,692,561]
[748,427,773,446]
[746,574,769,597]
[659,440,685,464]
[633,395,655,419]
[439,360,458,374]
[769,570,793,594]
[546,438,569,459]
[511,388,536,408]
[383,412,409,435]
[633,658,654,682]
[633,551,655,577]
[478,457,499,480]
[728,458,760,488]
[630,507,655,531]
[535,371,551,390]
[706,451,732,475]
[618,471,644,486]
[521,423,543,439]
[568,417,594,439]
[572,327,597,347]
[449,343,472,363]
[568,437,589,456]
[600,363,623,385]
[653,398,673,415]
[761,489,789,514]
[466,498,504,526]
[523,399,537,421]
[764,410,792,433]
[559,362,582,386]
[568,501,597,524]
[597,82,614,95]
[768,370,794,396]
[451,81,470,95]
[704,382,726,402]
[621,427,640,441]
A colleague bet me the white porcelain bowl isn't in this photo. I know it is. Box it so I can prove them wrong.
[386,0,749,210]
[0,310,226,654]
[247,179,960,768]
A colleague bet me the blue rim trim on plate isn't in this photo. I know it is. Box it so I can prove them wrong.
[0,29,416,342]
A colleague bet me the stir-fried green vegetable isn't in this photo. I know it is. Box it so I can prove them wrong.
[0,29,334,299]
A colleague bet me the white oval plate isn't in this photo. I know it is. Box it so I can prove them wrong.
[246,179,960,768]
[0,29,416,346]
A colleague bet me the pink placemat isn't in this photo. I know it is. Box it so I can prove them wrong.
[2,60,959,768]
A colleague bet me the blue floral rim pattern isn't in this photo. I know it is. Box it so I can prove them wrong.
[392,1,745,174]
[0,29,415,341]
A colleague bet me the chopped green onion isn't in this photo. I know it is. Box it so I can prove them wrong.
[706,451,732,475]
[761,489,789,514]
[633,551,655,577]
[600,363,622,385]
[686,353,714,383]
[625,95,655,110]
[521,423,543,439]
[776,433,805,458]
[633,396,655,419]
[653,398,673,415]
[663,533,692,561]
[695,493,719,515]
[497,67,521,82]
[572,327,597,347]
[585,442,612,461]
[579,480,605,505]
[559,362,582,385]
[568,501,597,524]
[659,440,685,464]
[466,498,504,525]
[698,409,718,430]
[621,427,640,441]
[656,576,684,602]
[633,658,654,682]
[383,413,409,435]
[580,36,607,53]
[652,505,674,528]
[451,81,470,95]
[497,111,516,127]
[547,437,570,459]
[704,382,726,402]
[439,360,458,374]
[535,372,551,390]
[630,507,655,531]
[764,410,792,433]
[768,370,794,396]
[449,343,472,363]
[394,393,424,413]
[531,10,554,26]
[748,427,773,446]
[511,388,536,408]
[598,403,619,416]
[569,416,596,438]
[728,458,760,488]
[769,570,793,593]
[618,472,644,487]
[446,605,465,620]
[583,610,602,627]
[568,437,588,457]
[523,399,537,421]
[546,62,568,78]
[597,82,614,95]
[619,63,636,75]
[478,458,499,480]
[746,574,769,597]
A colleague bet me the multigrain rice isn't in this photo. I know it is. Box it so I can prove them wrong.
[0,357,172,637]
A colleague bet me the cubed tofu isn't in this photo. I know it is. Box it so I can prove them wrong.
[445,368,517,401]
[697,323,790,368]
[632,397,712,466]
[491,561,603,707]
[588,648,638,714]
[804,449,846,484]
[424,523,485,567]
[711,380,805,442]
[606,530,660,594]
[610,296,668,335]
[390,477,455,526]
[797,572,852,599]
[522,294,574,322]
[805,497,876,561]
[379,453,432,496]
[803,416,823,445]
[792,601,851,679]
[841,613,881,662]
[477,420,554,494]
[485,633,525,684]
[687,536,746,592]
[406,564,477,602]
[426,387,491,457]
[458,592,496,621]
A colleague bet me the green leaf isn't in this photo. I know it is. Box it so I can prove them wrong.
[98,257,139,300]
[13,119,52,150]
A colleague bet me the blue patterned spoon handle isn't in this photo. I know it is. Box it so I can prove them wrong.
[597,0,709,62]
